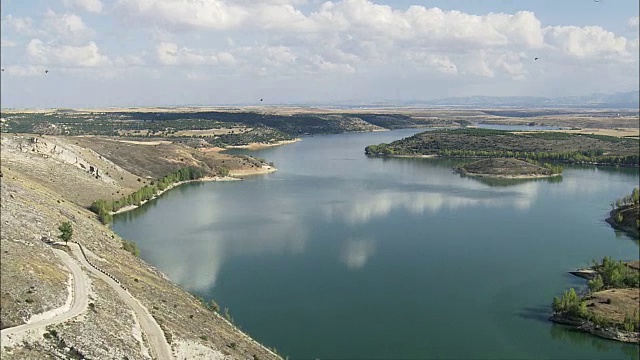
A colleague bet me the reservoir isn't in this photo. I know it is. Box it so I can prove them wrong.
[113,129,639,359]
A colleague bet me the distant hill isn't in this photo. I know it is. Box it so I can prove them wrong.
[418,91,640,109]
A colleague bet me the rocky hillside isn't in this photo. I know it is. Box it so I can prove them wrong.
[1,134,281,359]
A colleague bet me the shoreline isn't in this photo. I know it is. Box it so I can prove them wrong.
[549,315,639,344]
[455,170,562,179]
[110,165,279,216]
[229,165,277,177]
[224,138,301,150]
[110,176,239,216]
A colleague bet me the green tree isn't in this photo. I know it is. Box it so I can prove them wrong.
[58,221,73,243]
[588,275,604,292]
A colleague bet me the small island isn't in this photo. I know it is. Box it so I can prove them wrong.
[454,158,562,179]
[550,189,640,344]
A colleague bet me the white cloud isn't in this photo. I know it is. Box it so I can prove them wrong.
[43,11,95,44]
[156,42,229,65]
[63,0,105,14]
[27,39,111,67]
[543,26,629,60]
[629,16,639,29]
[115,0,247,31]
[111,0,571,79]
[2,65,48,76]
[2,15,38,35]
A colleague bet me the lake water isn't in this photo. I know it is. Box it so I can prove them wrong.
[113,129,640,359]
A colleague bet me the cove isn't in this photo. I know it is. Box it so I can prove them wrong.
[113,128,639,359]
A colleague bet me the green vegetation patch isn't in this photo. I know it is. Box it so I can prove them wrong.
[365,128,639,166]
[90,167,205,223]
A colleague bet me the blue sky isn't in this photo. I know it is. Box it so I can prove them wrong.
[1,0,638,108]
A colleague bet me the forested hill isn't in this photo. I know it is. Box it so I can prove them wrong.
[365,129,640,166]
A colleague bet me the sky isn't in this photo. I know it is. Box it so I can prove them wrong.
[0,0,638,108]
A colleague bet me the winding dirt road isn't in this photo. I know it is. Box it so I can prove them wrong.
[1,244,173,360]
[1,248,88,340]
[67,243,173,360]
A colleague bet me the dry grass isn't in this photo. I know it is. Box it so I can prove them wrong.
[585,289,640,325]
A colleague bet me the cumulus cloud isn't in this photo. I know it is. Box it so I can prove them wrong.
[63,0,104,13]
[115,0,247,31]
[43,11,95,44]
[110,0,640,79]
[1,15,39,35]
[27,39,111,67]
[544,26,629,60]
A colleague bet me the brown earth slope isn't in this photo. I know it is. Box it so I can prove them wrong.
[1,134,281,359]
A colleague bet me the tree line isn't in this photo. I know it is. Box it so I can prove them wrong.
[365,145,639,166]
[90,167,205,224]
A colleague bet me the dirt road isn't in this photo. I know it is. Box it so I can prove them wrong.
[1,244,173,360]
[68,243,173,360]
[1,248,88,340]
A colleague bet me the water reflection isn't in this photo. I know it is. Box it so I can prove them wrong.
[341,238,376,270]
[549,324,639,360]
[459,174,563,187]
[115,183,309,292]
[324,184,538,225]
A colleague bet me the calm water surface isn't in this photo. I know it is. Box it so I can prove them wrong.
[113,129,640,359]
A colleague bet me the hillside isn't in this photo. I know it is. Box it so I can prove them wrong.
[1,134,281,359]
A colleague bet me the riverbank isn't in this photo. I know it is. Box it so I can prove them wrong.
[605,204,639,239]
[224,138,301,150]
[110,176,239,215]
[550,313,639,343]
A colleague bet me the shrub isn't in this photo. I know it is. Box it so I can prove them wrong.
[122,240,140,257]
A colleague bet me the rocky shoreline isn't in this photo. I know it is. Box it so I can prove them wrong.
[549,315,639,343]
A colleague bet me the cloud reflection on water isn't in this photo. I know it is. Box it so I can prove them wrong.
[143,191,308,292]
[324,183,538,225]
[341,238,376,270]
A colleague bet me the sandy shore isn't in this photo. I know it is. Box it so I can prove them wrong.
[224,138,301,150]
[229,165,277,177]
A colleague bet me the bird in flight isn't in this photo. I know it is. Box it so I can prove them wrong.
[1,69,4,72]
[45,70,49,74]
[534,57,539,60]
[260,98,263,102]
